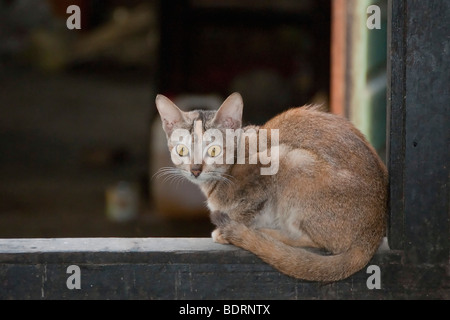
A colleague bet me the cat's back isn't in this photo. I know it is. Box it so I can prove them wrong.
[261,106,387,179]
[262,106,356,148]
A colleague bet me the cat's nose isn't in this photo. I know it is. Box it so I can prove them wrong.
[190,165,202,178]
[191,170,201,178]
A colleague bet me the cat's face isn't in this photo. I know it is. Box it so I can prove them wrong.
[155,93,243,185]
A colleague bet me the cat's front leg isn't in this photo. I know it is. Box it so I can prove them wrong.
[210,211,231,244]
[210,210,248,245]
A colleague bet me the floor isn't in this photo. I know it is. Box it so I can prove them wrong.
[0,65,213,238]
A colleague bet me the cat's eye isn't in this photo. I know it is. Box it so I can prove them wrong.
[207,145,222,158]
[176,144,189,157]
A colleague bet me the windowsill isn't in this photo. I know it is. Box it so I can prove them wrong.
[0,237,398,264]
[4,236,438,299]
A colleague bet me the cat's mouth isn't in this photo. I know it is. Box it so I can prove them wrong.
[154,166,234,187]
[183,169,234,186]
[184,170,209,184]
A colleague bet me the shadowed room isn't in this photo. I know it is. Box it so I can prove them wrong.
[0,0,334,238]
[0,0,389,238]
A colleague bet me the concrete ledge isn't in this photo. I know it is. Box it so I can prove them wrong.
[0,238,448,299]
[0,238,258,265]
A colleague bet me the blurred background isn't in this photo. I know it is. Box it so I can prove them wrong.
[0,0,386,238]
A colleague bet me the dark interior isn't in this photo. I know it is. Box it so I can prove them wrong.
[0,0,331,238]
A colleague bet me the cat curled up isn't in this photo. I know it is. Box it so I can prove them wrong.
[155,92,388,282]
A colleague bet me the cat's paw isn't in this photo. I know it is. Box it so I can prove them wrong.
[210,211,247,245]
[210,210,230,228]
[219,221,248,245]
[211,228,230,244]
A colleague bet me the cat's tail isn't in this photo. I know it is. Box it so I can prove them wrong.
[226,225,375,282]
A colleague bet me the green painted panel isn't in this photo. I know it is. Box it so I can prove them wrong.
[349,0,387,158]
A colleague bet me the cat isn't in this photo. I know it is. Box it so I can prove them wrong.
[155,92,388,282]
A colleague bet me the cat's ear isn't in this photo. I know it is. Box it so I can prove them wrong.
[213,92,243,129]
[155,94,185,136]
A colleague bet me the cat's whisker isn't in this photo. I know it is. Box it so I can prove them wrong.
[159,173,176,183]
[221,173,236,182]
[174,176,186,190]
[222,177,235,188]
[152,167,180,180]
[154,168,180,175]
[161,174,173,184]
[153,167,190,188]
[206,171,235,187]
[164,174,182,185]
